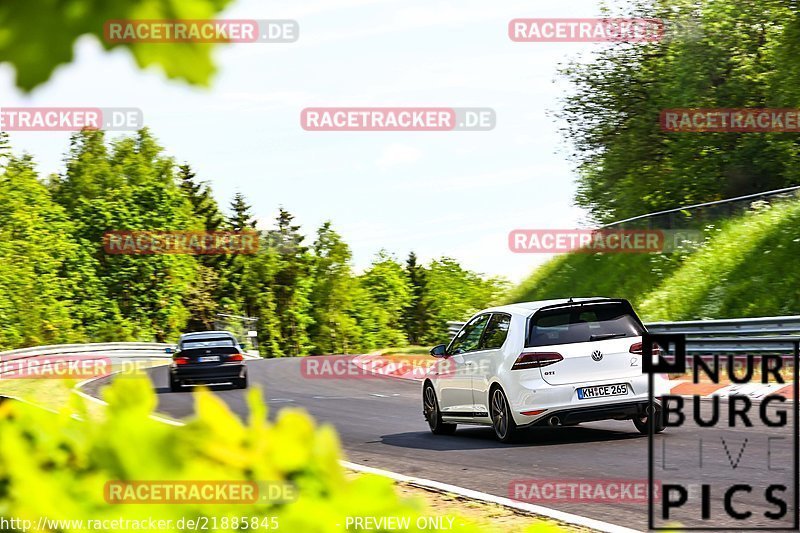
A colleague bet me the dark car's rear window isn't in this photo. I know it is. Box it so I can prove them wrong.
[526,302,644,347]
[180,337,236,350]
[180,346,240,357]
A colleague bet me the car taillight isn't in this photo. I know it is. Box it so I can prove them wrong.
[173,357,190,365]
[511,352,563,370]
[630,342,661,356]
[521,409,547,416]
[228,353,244,361]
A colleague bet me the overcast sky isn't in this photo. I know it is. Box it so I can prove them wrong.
[0,0,619,282]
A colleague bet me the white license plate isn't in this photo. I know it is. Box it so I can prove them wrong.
[577,383,628,399]
[197,356,220,363]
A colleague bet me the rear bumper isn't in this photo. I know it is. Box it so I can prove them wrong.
[170,363,246,384]
[508,372,670,426]
[519,400,658,428]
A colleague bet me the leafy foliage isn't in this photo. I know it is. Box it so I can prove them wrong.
[560,0,800,223]
[308,223,361,354]
[49,129,199,342]
[509,197,800,321]
[0,0,233,91]
[0,154,85,347]
[0,378,507,532]
[639,197,800,319]
[0,131,508,353]
[506,253,686,312]
[354,251,413,349]
[402,252,433,345]
[426,259,510,341]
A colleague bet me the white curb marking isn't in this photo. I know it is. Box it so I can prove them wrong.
[341,461,643,533]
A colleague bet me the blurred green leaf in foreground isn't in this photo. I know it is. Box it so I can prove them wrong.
[0,0,234,91]
[0,378,565,532]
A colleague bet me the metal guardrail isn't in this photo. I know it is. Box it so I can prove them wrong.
[647,317,800,354]
[678,336,800,357]
[646,315,800,336]
[0,342,261,368]
[446,321,466,338]
[0,342,173,362]
[447,316,800,354]
[602,185,800,229]
[0,342,174,380]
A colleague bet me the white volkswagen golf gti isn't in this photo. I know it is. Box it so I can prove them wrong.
[422,297,670,442]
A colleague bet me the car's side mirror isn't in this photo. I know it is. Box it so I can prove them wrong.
[430,344,448,358]
[165,347,174,354]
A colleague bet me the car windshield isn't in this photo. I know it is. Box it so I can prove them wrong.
[527,302,644,347]
[180,337,236,350]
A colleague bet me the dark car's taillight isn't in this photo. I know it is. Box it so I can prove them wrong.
[511,352,563,370]
[227,353,244,362]
[173,356,190,365]
[630,342,661,356]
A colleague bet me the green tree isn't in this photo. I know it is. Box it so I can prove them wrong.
[50,129,198,341]
[355,251,412,349]
[223,191,258,309]
[426,258,509,341]
[179,164,226,232]
[402,251,433,345]
[240,241,283,357]
[0,132,10,167]
[308,222,360,354]
[229,192,257,231]
[177,164,228,331]
[559,0,800,223]
[0,152,88,348]
[266,209,313,357]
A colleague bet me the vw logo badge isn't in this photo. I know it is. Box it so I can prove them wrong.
[591,350,603,362]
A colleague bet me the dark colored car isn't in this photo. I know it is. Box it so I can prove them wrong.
[168,331,248,391]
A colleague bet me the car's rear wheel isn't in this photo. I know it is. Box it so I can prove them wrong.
[169,376,182,392]
[490,387,518,443]
[632,407,665,434]
[423,382,456,435]
[235,372,248,389]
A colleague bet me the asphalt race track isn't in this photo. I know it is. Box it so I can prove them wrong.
[83,357,798,531]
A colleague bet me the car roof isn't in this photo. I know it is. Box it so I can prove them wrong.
[179,330,237,340]
[482,297,614,317]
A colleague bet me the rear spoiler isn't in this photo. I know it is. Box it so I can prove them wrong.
[528,298,647,330]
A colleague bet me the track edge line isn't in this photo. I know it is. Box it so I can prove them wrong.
[340,460,643,533]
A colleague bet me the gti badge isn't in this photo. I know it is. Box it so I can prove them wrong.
[591,350,603,362]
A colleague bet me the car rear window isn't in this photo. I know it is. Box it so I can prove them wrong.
[180,337,236,350]
[180,346,240,357]
[526,302,644,347]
